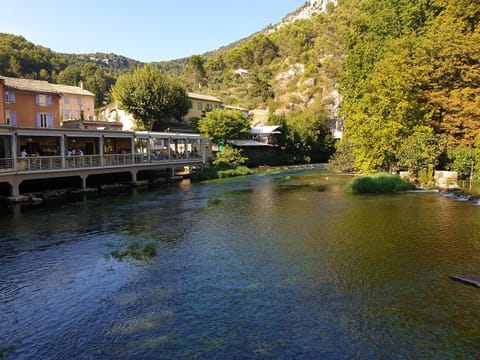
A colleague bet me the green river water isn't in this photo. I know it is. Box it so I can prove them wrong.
[0,168,479,359]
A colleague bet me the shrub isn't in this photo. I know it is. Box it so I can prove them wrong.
[213,146,247,169]
[217,166,251,178]
[346,173,414,194]
[190,166,252,181]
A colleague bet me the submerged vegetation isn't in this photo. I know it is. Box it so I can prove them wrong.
[0,346,14,358]
[346,173,414,194]
[110,242,157,261]
[191,166,252,182]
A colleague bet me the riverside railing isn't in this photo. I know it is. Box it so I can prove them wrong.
[0,153,202,173]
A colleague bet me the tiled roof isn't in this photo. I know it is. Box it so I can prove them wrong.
[53,83,94,96]
[1,76,57,94]
[251,126,281,134]
[0,76,94,96]
[187,92,221,102]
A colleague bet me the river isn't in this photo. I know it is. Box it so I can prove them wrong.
[0,168,479,359]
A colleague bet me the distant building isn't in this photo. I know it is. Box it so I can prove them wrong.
[100,92,251,131]
[221,104,250,118]
[184,92,222,121]
[97,103,134,130]
[234,68,249,77]
[251,125,281,145]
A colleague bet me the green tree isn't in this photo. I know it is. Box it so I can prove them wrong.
[328,138,356,173]
[111,65,190,131]
[186,55,207,89]
[249,69,274,104]
[57,65,82,86]
[284,108,334,163]
[397,125,447,178]
[198,108,251,144]
[340,0,439,173]
[213,146,247,169]
[448,134,480,191]
[422,0,480,146]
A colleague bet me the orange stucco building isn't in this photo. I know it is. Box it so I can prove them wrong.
[1,76,95,129]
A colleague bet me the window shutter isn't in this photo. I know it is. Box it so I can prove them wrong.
[36,95,40,105]
[36,113,41,127]
[11,111,17,125]
[11,92,15,103]
[47,114,53,128]
[47,96,52,106]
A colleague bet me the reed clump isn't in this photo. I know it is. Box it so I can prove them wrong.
[346,173,414,194]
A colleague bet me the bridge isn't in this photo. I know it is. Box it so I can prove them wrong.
[0,126,210,199]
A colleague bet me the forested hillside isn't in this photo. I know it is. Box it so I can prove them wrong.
[0,33,141,107]
[1,0,480,178]
[337,0,480,177]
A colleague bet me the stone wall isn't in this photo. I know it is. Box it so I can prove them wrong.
[434,170,459,189]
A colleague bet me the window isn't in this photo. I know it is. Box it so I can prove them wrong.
[5,110,16,125]
[36,94,52,106]
[63,96,70,104]
[4,91,15,103]
[77,97,82,105]
[206,103,212,110]
[197,102,203,110]
[36,112,53,128]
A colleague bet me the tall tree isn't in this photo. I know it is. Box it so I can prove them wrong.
[284,108,334,163]
[423,0,480,146]
[340,0,440,173]
[186,55,207,89]
[198,109,251,144]
[397,125,447,178]
[112,65,190,131]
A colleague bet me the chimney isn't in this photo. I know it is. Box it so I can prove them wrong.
[79,80,84,89]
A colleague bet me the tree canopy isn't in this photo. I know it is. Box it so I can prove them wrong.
[338,0,480,174]
[111,65,190,131]
[198,109,251,144]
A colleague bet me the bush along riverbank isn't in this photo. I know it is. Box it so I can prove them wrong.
[346,173,415,194]
[190,166,252,181]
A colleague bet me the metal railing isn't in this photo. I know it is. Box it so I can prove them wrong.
[18,156,63,171]
[0,152,203,173]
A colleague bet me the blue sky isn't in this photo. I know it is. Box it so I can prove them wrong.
[0,0,306,62]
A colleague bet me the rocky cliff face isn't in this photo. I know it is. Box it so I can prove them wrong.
[266,0,337,33]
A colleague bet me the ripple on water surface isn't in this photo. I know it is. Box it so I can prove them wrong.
[1,173,480,358]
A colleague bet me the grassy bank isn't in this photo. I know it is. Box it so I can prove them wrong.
[190,166,252,182]
[346,173,414,194]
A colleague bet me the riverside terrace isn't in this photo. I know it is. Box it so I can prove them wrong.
[0,126,210,199]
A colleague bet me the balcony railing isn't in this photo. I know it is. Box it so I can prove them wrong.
[0,153,202,173]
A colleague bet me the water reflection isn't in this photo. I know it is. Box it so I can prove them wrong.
[0,171,479,358]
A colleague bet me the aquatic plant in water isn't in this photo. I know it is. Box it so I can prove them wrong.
[110,242,157,261]
[346,173,414,194]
